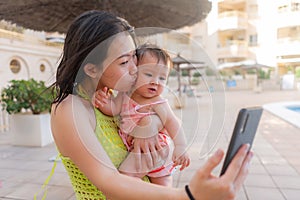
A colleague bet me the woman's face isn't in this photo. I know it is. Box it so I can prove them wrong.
[97,33,137,92]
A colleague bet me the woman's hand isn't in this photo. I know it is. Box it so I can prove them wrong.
[118,134,169,176]
[132,134,170,171]
[188,144,253,200]
[129,114,165,170]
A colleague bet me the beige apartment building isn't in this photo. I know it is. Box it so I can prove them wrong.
[189,0,299,78]
[142,0,299,90]
[160,0,298,91]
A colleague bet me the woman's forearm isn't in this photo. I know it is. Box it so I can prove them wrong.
[101,169,187,200]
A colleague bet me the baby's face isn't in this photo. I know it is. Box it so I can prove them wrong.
[134,53,169,98]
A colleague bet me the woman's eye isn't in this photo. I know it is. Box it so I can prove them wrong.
[145,73,152,77]
[121,60,129,65]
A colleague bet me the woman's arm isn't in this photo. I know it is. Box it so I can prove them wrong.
[51,96,184,199]
[51,96,253,200]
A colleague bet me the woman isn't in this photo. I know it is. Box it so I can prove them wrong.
[51,10,253,200]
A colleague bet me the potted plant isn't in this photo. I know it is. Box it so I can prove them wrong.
[1,79,54,146]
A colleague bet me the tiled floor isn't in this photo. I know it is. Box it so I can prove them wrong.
[0,90,300,200]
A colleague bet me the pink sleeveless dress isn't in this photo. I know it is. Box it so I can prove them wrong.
[119,93,175,177]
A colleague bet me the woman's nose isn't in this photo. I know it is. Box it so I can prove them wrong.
[129,60,137,75]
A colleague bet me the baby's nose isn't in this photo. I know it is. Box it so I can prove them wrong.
[150,79,159,85]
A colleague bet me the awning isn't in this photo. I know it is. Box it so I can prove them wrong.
[217,60,274,70]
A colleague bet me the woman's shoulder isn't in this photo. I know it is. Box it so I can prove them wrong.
[51,95,96,155]
[51,95,76,117]
[51,95,95,129]
[52,95,91,115]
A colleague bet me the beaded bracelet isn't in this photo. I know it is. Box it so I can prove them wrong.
[185,185,195,200]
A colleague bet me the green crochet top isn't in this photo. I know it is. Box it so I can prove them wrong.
[60,87,149,199]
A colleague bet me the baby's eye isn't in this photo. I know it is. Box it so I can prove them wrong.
[145,73,152,77]
[159,77,166,81]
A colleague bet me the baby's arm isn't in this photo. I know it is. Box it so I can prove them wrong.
[152,101,190,170]
[93,87,123,116]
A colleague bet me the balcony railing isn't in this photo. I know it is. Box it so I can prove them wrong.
[218,11,247,19]
[218,11,247,30]
[276,39,300,58]
[276,12,300,28]
[218,40,248,58]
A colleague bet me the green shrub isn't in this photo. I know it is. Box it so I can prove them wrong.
[295,68,300,78]
[169,69,177,77]
[193,71,202,77]
[257,69,271,79]
[181,70,189,77]
[246,69,256,74]
[205,68,215,76]
[1,79,53,114]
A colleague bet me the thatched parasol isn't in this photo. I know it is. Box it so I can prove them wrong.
[172,54,204,96]
[0,0,211,33]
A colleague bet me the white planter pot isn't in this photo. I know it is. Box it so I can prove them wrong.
[10,113,53,147]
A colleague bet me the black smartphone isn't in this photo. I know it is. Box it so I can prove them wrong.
[220,107,263,176]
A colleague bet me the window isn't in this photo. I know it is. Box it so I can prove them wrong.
[9,59,21,74]
[278,4,288,13]
[40,64,46,72]
[249,34,258,46]
[278,26,300,40]
[291,1,300,11]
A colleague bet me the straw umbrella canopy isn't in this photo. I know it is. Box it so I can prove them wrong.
[172,54,204,96]
[0,0,211,33]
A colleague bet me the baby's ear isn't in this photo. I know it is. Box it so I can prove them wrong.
[83,63,98,78]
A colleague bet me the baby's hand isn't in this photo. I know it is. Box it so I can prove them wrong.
[92,87,111,108]
[172,146,190,171]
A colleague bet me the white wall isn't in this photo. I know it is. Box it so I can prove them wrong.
[0,33,62,89]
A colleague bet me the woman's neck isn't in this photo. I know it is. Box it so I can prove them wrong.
[80,78,97,99]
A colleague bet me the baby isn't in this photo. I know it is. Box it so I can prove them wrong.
[94,43,190,186]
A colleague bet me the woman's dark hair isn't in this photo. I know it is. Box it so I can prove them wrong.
[136,43,173,69]
[52,10,134,106]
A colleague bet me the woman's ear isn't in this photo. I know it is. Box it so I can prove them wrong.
[83,63,99,78]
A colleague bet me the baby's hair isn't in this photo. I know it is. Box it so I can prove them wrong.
[136,43,173,69]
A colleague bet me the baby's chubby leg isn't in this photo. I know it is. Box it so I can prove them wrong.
[150,176,173,187]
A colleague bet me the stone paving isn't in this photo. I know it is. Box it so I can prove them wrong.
[0,90,300,200]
